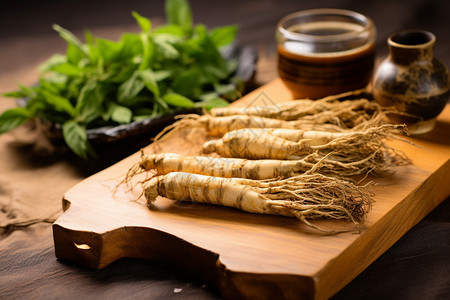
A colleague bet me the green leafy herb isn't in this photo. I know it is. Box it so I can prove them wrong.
[165,0,192,31]
[132,11,152,33]
[163,93,195,108]
[0,0,242,159]
[62,120,95,159]
[52,24,90,58]
[110,104,133,124]
[210,26,239,47]
[0,108,31,134]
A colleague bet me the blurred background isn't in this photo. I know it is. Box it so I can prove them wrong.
[1,0,449,90]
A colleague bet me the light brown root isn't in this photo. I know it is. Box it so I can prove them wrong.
[202,124,411,175]
[116,150,159,196]
[295,214,356,234]
[153,114,203,143]
[309,124,406,150]
[235,173,373,224]
[123,146,403,187]
[144,171,373,234]
[278,97,381,126]
[208,89,370,121]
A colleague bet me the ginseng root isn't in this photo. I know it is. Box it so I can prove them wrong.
[144,172,373,233]
[214,124,408,147]
[210,89,371,121]
[154,99,386,142]
[210,97,383,128]
[203,131,312,160]
[125,152,367,182]
[153,114,296,142]
[202,126,410,174]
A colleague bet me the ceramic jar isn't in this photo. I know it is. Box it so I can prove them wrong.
[277,9,376,99]
[372,30,449,134]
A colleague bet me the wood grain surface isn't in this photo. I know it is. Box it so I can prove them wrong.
[1,1,449,299]
[53,79,450,300]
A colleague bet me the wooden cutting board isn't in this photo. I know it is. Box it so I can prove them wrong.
[53,79,450,300]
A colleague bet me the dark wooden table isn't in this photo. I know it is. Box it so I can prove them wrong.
[1,1,449,299]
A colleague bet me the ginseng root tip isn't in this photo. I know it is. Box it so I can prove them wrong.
[144,181,159,206]
[202,140,218,154]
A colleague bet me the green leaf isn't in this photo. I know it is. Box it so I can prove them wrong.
[43,72,69,86]
[215,83,237,95]
[162,93,195,108]
[108,64,137,83]
[39,54,67,73]
[20,84,38,98]
[154,35,179,59]
[203,64,229,80]
[40,90,75,117]
[38,78,61,94]
[153,33,183,44]
[226,57,239,74]
[96,38,122,63]
[215,82,241,101]
[118,33,142,59]
[196,96,229,110]
[84,29,100,64]
[103,100,140,121]
[139,69,160,98]
[84,29,94,47]
[210,25,238,47]
[0,107,31,134]
[154,96,170,111]
[65,76,85,100]
[194,24,207,38]
[165,0,192,31]
[49,62,82,76]
[110,103,133,124]
[153,24,185,36]
[75,80,104,123]
[101,101,114,121]
[25,96,47,115]
[2,84,36,99]
[53,24,89,58]
[2,90,25,98]
[132,11,152,33]
[133,114,154,121]
[153,70,172,81]
[172,67,202,96]
[66,43,86,65]
[62,120,95,159]
[133,107,156,118]
[138,33,154,70]
[117,70,145,104]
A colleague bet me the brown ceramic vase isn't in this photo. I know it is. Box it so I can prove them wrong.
[372,30,449,134]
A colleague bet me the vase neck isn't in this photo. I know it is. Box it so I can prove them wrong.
[388,30,435,65]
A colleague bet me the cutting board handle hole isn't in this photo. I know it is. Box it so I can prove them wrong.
[74,243,91,250]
